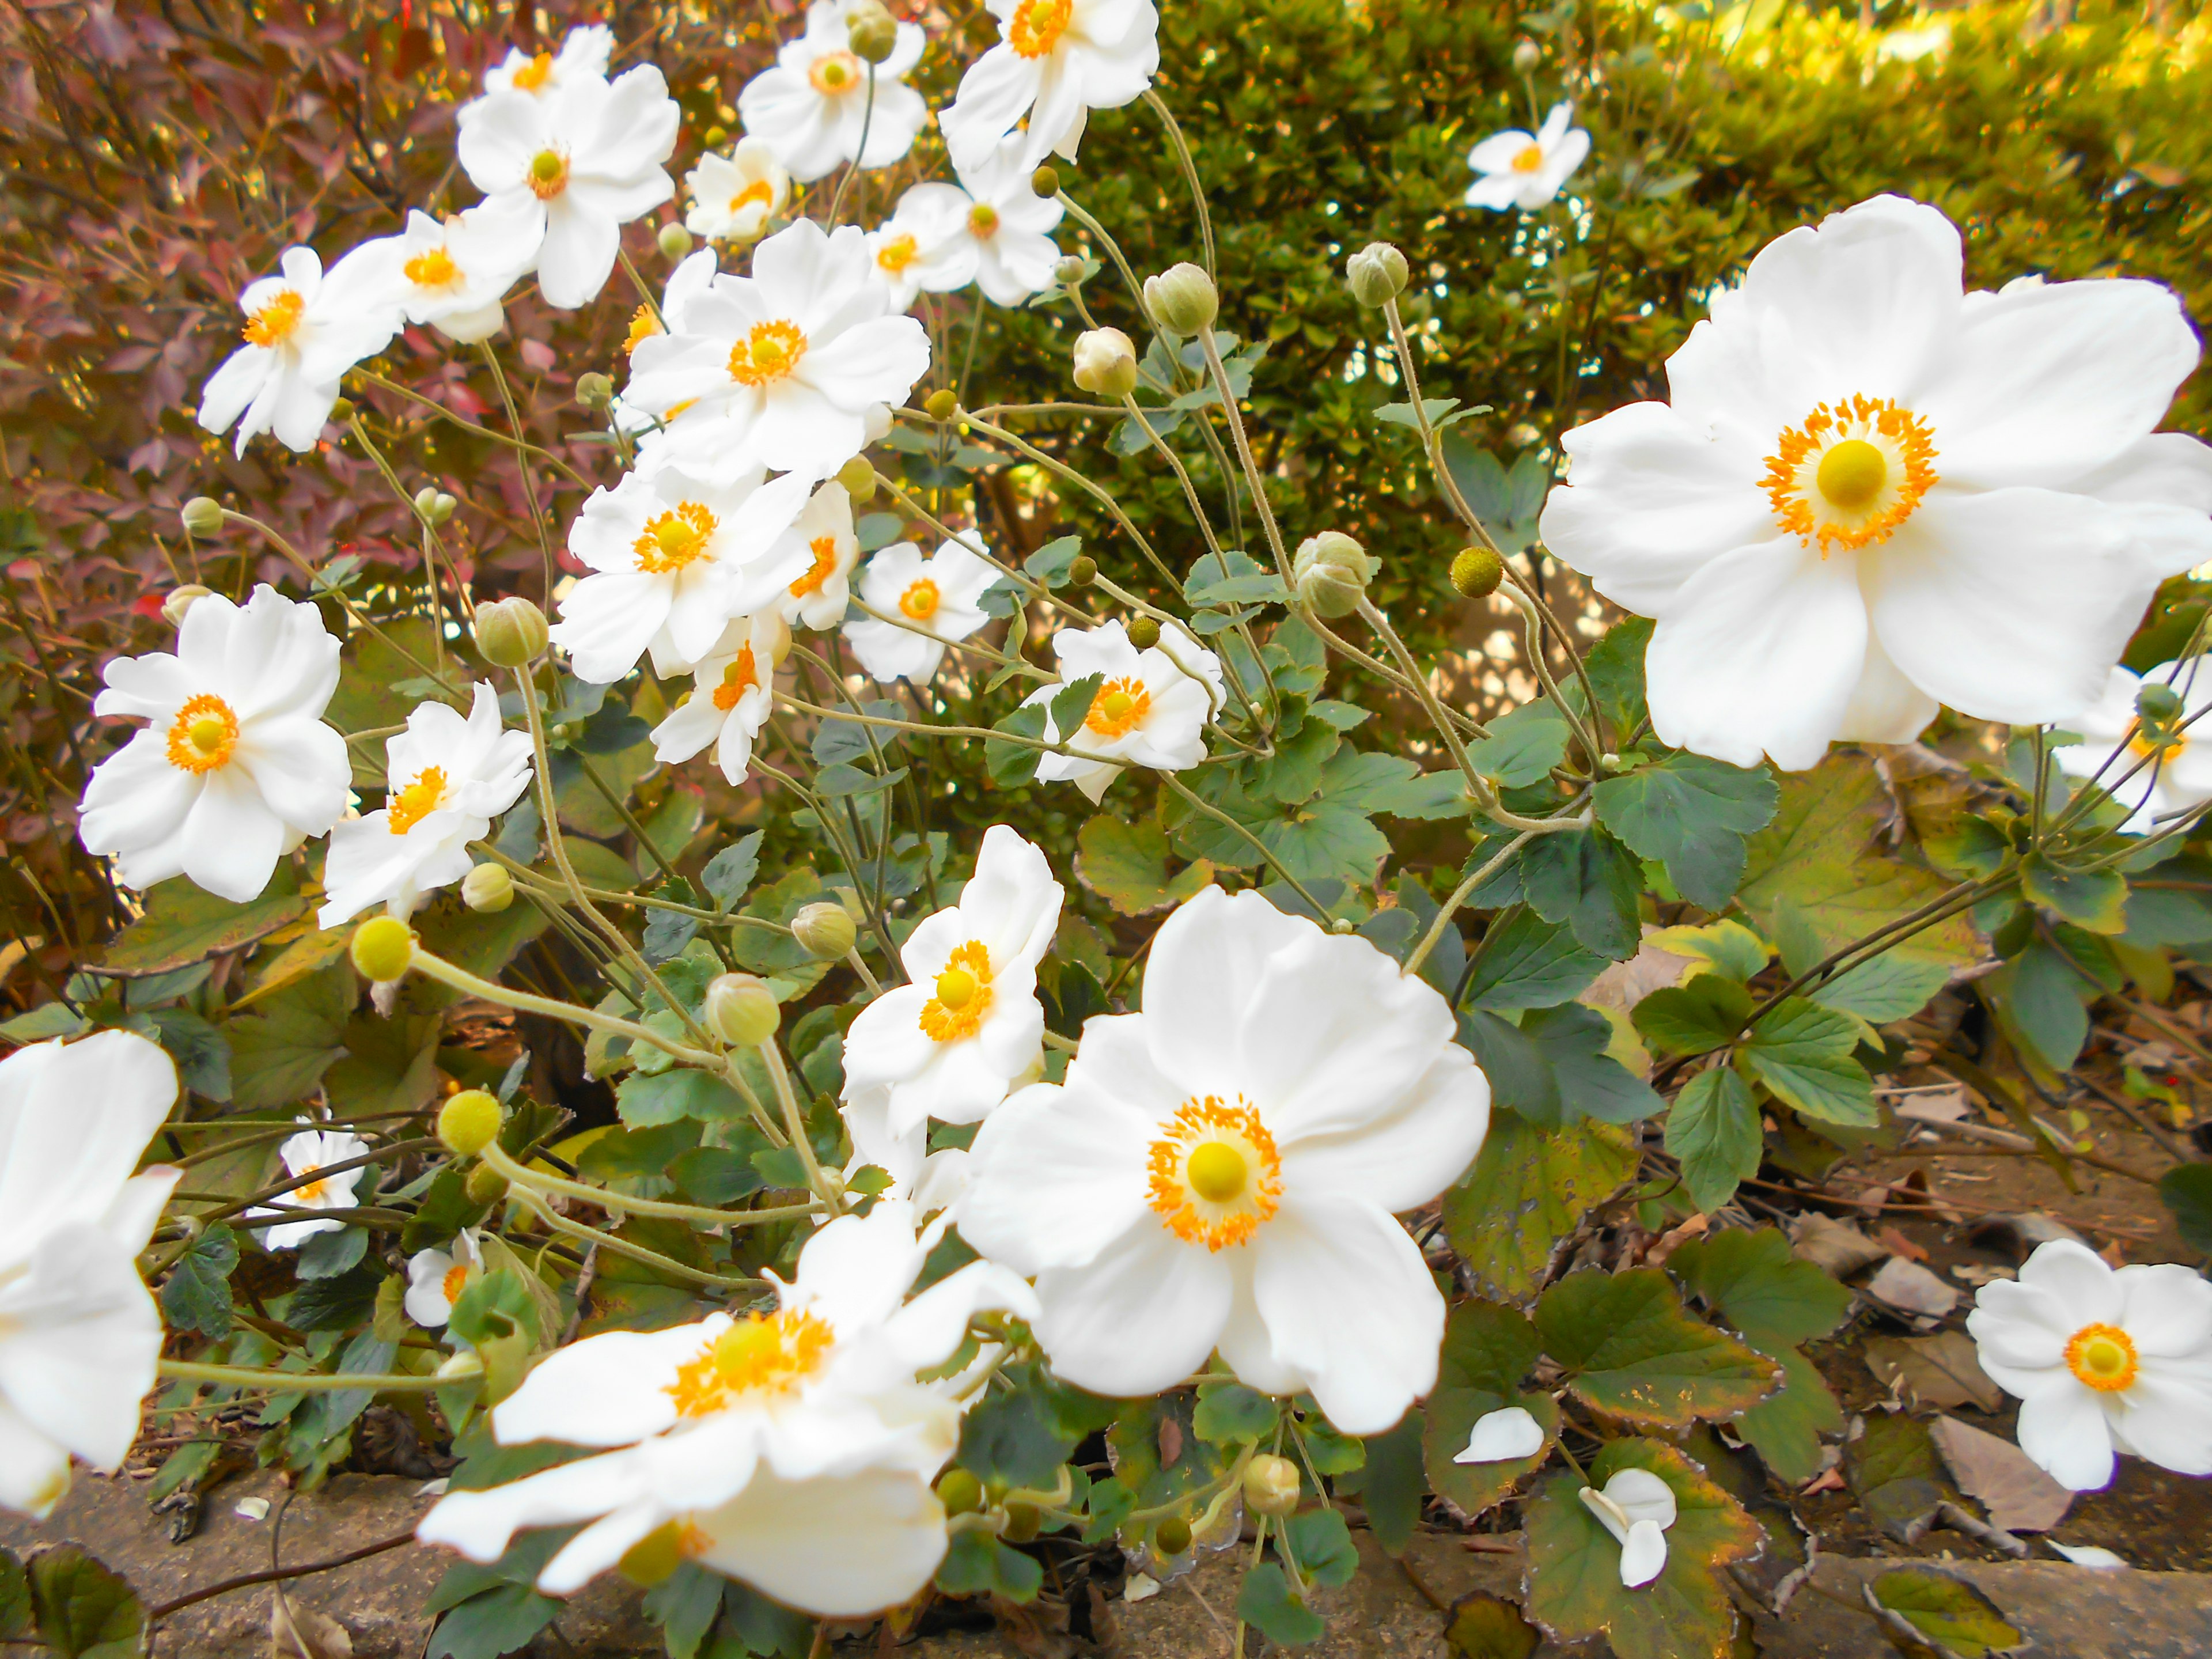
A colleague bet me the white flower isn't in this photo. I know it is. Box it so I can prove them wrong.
[405,1230,486,1329]
[885,139,1065,307]
[196,246,402,457]
[1464,102,1590,212]
[1453,1406,1545,1465]
[941,0,1160,175]
[776,480,862,632]
[652,613,791,786]
[736,0,929,184]
[862,206,936,315]
[685,138,792,243]
[80,585,350,904]
[611,251,722,437]
[416,1201,1036,1614]
[1965,1238,2212,1491]
[0,1032,179,1518]
[1022,619,1222,803]
[456,65,679,309]
[319,684,535,927]
[1538,195,2212,771]
[626,219,932,479]
[957,887,1489,1435]
[354,200,543,345]
[2052,658,2212,835]
[842,538,999,684]
[483,24,612,99]
[249,1127,372,1251]
[549,465,815,684]
[1578,1468,1676,1589]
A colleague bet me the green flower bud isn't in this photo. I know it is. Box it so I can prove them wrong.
[1346,241,1410,308]
[462,862,514,913]
[1052,255,1088,286]
[1126,615,1161,650]
[475,596,550,668]
[1068,555,1099,587]
[575,372,614,410]
[464,1162,510,1207]
[162,585,214,628]
[657,222,694,262]
[924,388,959,422]
[328,397,355,425]
[618,1521,687,1587]
[1154,1517,1194,1556]
[2137,682,2184,724]
[1143,263,1218,335]
[702,125,729,149]
[438,1089,504,1158]
[705,972,781,1047]
[836,454,878,502]
[1449,546,1505,599]
[1031,164,1060,198]
[1292,531,1375,619]
[350,916,415,984]
[1331,916,1356,935]
[1513,37,1543,71]
[414,485,457,526]
[1002,1503,1041,1543]
[180,497,226,538]
[1071,327,1138,397]
[1243,1453,1301,1516]
[846,1,899,63]
[791,901,858,961]
[935,1468,983,1515]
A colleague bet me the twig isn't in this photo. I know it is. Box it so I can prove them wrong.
[149,1529,421,1622]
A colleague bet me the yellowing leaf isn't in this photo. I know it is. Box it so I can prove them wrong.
[1443,1111,1636,1303]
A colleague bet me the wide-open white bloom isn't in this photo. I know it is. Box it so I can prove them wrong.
[1454,1406,1545,1465]
[685,139,792,243]
[1539,195,2212,771]
[550,465,814,684]
[941,0,1160,173]
[843,538,999,684]
[354,200,542,344]
[405,1230,485,1330]
[736,0,929,184]
[1579,1469,1676,1589]
[81,585,349,904]
[0,1032,178,1518]
[887,139,1065,306]
[2052,658,2212,835]
[1965,1238,2212,1491]
[197,246,401,456]
[776,480,861,632]
[652,613,790,786]
[959,887,1489,1435]
[1022,619,1222,802]
[1464,102,1589,212]
[249,1127,371,1251]
[319,684,535,927]
[457,65,678,309]
[626,219,931,479]
[416,1202,1035,1613]
[482,25,612,99]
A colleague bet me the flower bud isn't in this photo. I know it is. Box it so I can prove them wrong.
[1513,37,1543,71]
[1346,241,1410,308]
[350,915,415,983]
[1449,546,1505,599]
[180,497,226,538]
[1126,615,1160,650]
[1067,555,1098,587]
[462,862,515,913]
[1154,1517,1194,1556]
[1052,255,1088,287]
[936,1468,983,1515]
[1002,1503,1041,1543]
[575,372,614,410]
[162,585,213,628]
[618,1520,687,1587]
[836,454,879,502]
[702,125,729,149]
[1031,164,1060,198]
[465,1162,510,1207]
[1143,263,1218,335]
[924,388,959,422]
[1071,327,1138,398]
[846,1,899,63]
[657,222,694,262]
[1292,531,1376,619]
[2137,682,2184,725]
[705,972,781,1047]
[475,596,550,668]
[1331,916,1355,935]
[1243,1454,1301,1516]
[791,901,858,961]
[414,486,457,526]
[438,1089,504,1158]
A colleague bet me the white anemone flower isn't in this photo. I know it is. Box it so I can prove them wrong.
[775,480,861,632]
[651,613,791,786]
[958,887,1490,1435]
[611,250,722,439]
[1022,619,1223,803]
[861,215,932,316]
[483,24,613,99]
[196,245,402,456]
[416,1200,1036,1614]
[249,1127,372,1251]
[456,65,679,309]
[736,0,929,184]
[405,1230,486,1330]
[2052,658,2212,835]
[355,199,543,345]
[1464,102,1590,212]
[80,585,350,905]
[318,684,536,927]
[1965,1238,2212,1491]
[1538,194,2212,772]
[1453,1406,1546,1465]
[549,465,815,684]
[685,138,792,243]
[884,138,1065,306]
[842,539,999,685]
[626,219,931,480]
[1578,1469,1677,1589]
[941,0,1160,174]
[0,1032,179,1519]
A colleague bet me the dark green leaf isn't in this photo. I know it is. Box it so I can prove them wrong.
[1192,1382,1279,1445]
[146,1006,231,1100]
[1593,751,1777,910]
[957,1381,1080,1490]
[1461,909,1606,1013]
[1988,943,2092,1072]
[1025,535,1083,585]
[228,956,354,1108]
[644,1563,724,1659]
[427,1582,561,1659]
[1282,1506,1358,1588]
[1744,998,1875,1124]
[934,1531,1043,1603]
[1536,1268,1779,1427]
[702,833,765,910]
[1847,1413,1945,1543]
[1425,1301,1556,1521]
[643,908,700,963]
[294,1224,368,1281]
[617,1068,751,1128]
[450,1268,540,1349]
[160,1223,238,1338]
[99,878,306,977]
[1360,1411,1426,1557]
[403,1168,491,1253]
[28,1547,144,1659]
[1517,828,1643,959]
[1579,616,1652,739]
[2160,1162,2212,1255]
[1662,1067,1763,1214]
[1633,976,1752,1059]
[986,702,1051,788]
[1235,1562,1325,1647]
[285,1262,384,1332]
[1868,1569,2022,1658]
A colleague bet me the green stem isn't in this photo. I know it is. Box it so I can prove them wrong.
[477,1137,821,1229]
[159,1358,473,1393]
[1142,88,1215,276]
[1403,830,1538,980]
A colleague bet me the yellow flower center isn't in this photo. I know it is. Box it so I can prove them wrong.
[512,50,554,92]
[387,766,450,835]
[1147,1096,1282,1251]
[712,646,759,712]
[791,535,840,597]
[1510,142,1546,173]
[968,203,1001,239]
[165,693,240,774]
[404,247,462,290]
[919,941,994,1043]
[666,1309,835,1417]
[730,179,775,215]
[1764,393,1938,555]
[242,289,305,348]
[2064,1323,2139,1393]
[1084,676,1150,739]
[728,319,808,387]
[809,50,861,93]
[899,577,941,620]
[2128,720,2185,763]
[876,232,921,274]
[1009,0,1073,58]
[527,149,569,200]
[624,305,661,356]
[441,1262,469,1303]
[634,502,719,574]
[293,1167,329,1206]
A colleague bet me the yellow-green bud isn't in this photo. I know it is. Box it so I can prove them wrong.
[1331,916,1355,935]
[1002,1503,1041,1543]
[1068,555,1098,587]
[1071,327,1138,398]
[791,901,858,961]
[1243,1453,1301,1516]
[465,1162,510,1207]
[1292,531,1376,619]
[1052,255,1088,287]
[702,124,729,149]
[438,1089,503,1158]
[846,1,899,63]
[180,497,226,538]
[575,372,614,410]
[1513,37,1543,71]
[1154,1517,1194,1556]
[935,1468,983,1515]
[705,972,781,1047]
[475,596,550,668]
[1126,615,1160,649]
[1142,263,1218,335]
[462,862,514,913]
[657,222,694,262]
[1346,241,1410,308]
[836,454,878,502]
[328,396,355,424]
[924,388,959,422]
[618,1520,687,1586]
[162,584,213,628]
[1031,164,1060,198]
[350,915,415,983]
[414,486,457,526]
[2137,682,2184,724]
[1449,546,1505,599]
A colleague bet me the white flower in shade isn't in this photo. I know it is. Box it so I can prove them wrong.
[1578,1469,1676,1589]
[1464,102,1590,213]
[0,1032,179,1518]
[249,1127,372,1251]
[1453,1406,1545,1465]
[626,219,931,479]
[838,1089,982,1214]
[2052,658,2212,835]
[941,0,1160,174]
[958,887,1489,1435]
[456,65,679,309]
[405,1230,486,1330]
[611,251,722,438]
[1538,195,2212,772]
[1022,619,1223,803]
[1965,1238,2212,1491]
[685,138,791,243]
[416,1201,1036,1613]
[318,684,535,927]
[776,480,861,632]
[550,465,815,684]
[842,539,999,684]
[736,0,929,184]
[483,24,613,99]
[355,199,543,345]
[196,246,402,456]
[885,139,1065,306]
[652,613,791,786]
[80,585,349,905]
[863,202,940,315]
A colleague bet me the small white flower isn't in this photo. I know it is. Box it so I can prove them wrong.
[354,200,543,345]
[862,206,936,315]
[80,585,350,905]
[249,1126,371,1251]
[685,138,792,243]
[406,1230,486,1330]
[651,613,791,786]
[736,0,929,184]
[1965,1238,2212,1491]
[1464,102,1590,213]
[319,684,535,927]
[1453,1406,1545,1465]
[2052,658,2212,835]
[884,139,1065,307]
[483,24,613,99]
[611,250,722,438]
[1022,619,1222,803]
[941,0,1160,174]
[843,538,1000,684]
[196,246,402,457]
[1578,1468,1676,1588]
[0,1032,180,1519]
[776,480,862,632]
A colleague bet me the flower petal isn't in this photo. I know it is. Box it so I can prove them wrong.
[957,1072,1154,1275]
[1029,1222,1231,1399]
[1453,1406,1546,1465]
[2014,1382,2116,1491]
[690,1465,946,1617]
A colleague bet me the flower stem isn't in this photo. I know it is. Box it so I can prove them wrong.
[158,1357,474,1393]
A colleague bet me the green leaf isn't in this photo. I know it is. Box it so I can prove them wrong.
[1868,1569,2024,1658]
[1025,534,1084,585]
[450,1268,540,1349]
[1185,548,1291,608]
[1282,1506,1358,1588]
[702,832,765,910]
[1374,395,1468,430]
[1443,1111,1637,1302]
[160,1222,238,1339]
[2021,853,2127,934]
[1536,1268,1779,1428]
[1516,828,1643,960]
[934,1531,1043,1603]
[1743,998,1876,1124]
[294,1224,368,1281]
[27,1547,145,1659]
[1074,815,1214,916]
[227,956,354,1108]
[403,1168,493,1253]
[1594,751,1778,910]
[1192,1382,1279,1446]
[1925,815,2012,880]
[146,1006,232,1100]
[615,1067,749,1129]
[1461,909,1605,1013]
[427,1582,562,1659]
[1632,976,1751,1059]
[1847,1412,1945,1543]
[1235,1562,1325,1647]
[1463,700,1569,789]
[1809,954,1949,1028]
[98,877,307,977]
[642,908,700,964]
[0,1549,30,1644]
[1580,616,1653,739]
[2159,1161,2212,1255]
[643,1563,724,1659]
[1425,1301,1558,1520]
[986,700,1051,788]
[957,1380,1080,1490]
[1360,1411,1426,1557]
[1663,1068,1763,1215]
[1984,942,2092,1073]
[1645,919,1769,983]
[285,1262,384,1331]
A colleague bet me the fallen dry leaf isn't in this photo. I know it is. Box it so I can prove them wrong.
[1865,1256,1961,1320]
[1790,1211,1888,1278]
[1578,935,1694,1012]
[1863,1332,2004,1412]
[1876,1226,1930,1263]
[1928,1415,2072,1533]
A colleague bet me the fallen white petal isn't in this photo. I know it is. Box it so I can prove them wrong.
[234,1497,271,1520]
[2048,1542,2130,1570]
[1454,1406,1545,1464]
[1618,1518,1668,1588]
[1123,1572,1161,1603]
